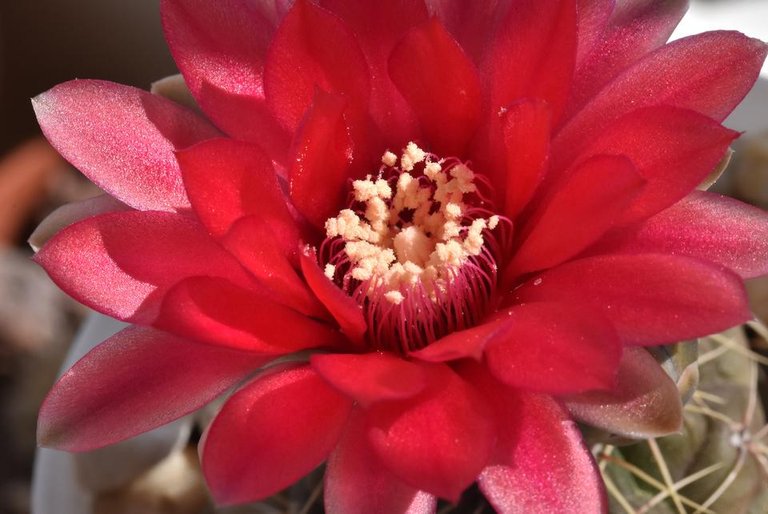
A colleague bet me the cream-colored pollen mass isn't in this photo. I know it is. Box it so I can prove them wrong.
[324,142,499,304]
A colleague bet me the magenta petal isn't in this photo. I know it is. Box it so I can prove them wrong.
[565,346,684,438]
[201,365,352,505]
[312,353,426,406]
[367,365,494,501]
[567,0,688,118]
[300,249,367,345]
[389,18,482,155]
[38,326,266,451]
[156,276,340,353]
[325,413,437,514]
[264,0,370,132]
[33,80,220,212]
[512,254,750,345]
[594,191,768,279]
[484,302,622,394]
[477,387,607,514]
[289,90,355,228]
[177,138,297,243]
[576,106,738,223]
[554,32,767,169]
[482,0,577,122]
[34,211,252,323]
[160,0,289,156]
[501,98,551,218]
[509,154,643,274]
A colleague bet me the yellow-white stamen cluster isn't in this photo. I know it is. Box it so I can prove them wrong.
[324,142,499,304]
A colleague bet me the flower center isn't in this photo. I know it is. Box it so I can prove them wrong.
[319,143,510,353]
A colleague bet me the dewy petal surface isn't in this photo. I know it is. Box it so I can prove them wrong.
[475,376,607,514]
[33,80,220,212]
[34,211,253,323]
[38,326,267,452]
[512,254,751,345]
[325,413,436,514]
[593,191,768,279]
[202,365,352,505]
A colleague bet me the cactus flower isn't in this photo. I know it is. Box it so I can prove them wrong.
[32,1,768,512]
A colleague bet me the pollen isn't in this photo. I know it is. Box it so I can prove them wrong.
[323,142,502,305]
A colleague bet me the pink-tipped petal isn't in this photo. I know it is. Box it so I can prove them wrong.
[264,0,370,132]
[325,412,437,514]
[32,80,220,212]
[565,346,684,439]
[482,0,577,122]
[201,365,352,505]
[567,0,688,118]
[367,365,494,502]
[320,0,429,146]
[389,18,483,155]
[29,194,129,253]
[289,90,355,228]
[512,254,751,345]
[160,0,289,157]
[477,385,607,514]
[312,353,426,406]
[300,249,367,345]
[156,276,340,353]
[576,106,738,223]
[38,326,267,452]
[177,138,296,242]
[555,32,767,170]
[594,191,768,279]
[501,99,551,218]
[484,302,622,394]
[509,155,643,274]
[34,211,252,323]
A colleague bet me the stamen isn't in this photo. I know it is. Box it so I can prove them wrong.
[318,142,512,352]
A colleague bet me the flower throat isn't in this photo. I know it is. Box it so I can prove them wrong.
[318,143,511,354]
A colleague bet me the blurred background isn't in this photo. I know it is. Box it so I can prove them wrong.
[0,1,766,514]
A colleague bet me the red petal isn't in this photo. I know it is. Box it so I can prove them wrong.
[177,138,297,242]
[32,80,220,212]
[156,276,341,353]
[320,0,428,146]
[38,326,266,451]
[565,346,683,438]
[476,385,607,514]
[512,254,750,345]
[34,211,251,323]
[554,32,767,170]
[300,249,367,345]
[222,217,323,317]
[160,0,289,157]
[575,106,738,223]
[574,0,613,64]
[367,365,494,501]
[567,0,688,119]
[482,0,577,122]
[509,155,643,275]
[201,365,352,505]
[389,18,482,155]
[410,321,498,363]
[594,191,768,279]
[264,0,370,132]
[484,302,622,394]
[312,353,426,406]
[325,412,437,514]
[425,0,509,62]
[289,90,355,228]
[501,99,551,218]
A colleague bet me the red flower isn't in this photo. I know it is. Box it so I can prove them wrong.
[32,0,768,512]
